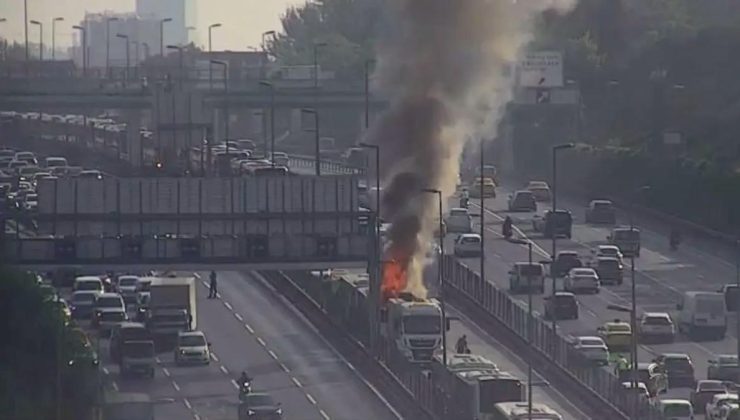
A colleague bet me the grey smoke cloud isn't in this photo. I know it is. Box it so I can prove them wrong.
[369,0,577,297]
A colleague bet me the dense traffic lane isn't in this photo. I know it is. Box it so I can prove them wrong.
[196,270,400,420]
[452,183,740,410]
[445,304,589,419]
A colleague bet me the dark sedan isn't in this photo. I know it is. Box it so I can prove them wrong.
[238,393,282,420]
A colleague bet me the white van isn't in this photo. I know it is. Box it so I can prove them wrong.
[677,291,727,340]
[74,276,103,292]
[508,262,545,294]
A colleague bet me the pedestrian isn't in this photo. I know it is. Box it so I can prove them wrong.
[208,271,218,298]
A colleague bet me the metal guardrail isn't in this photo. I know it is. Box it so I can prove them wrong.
[442,255,664,420]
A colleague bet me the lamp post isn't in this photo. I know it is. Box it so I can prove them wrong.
[131,40,139,77]
[105,17,118,77]
[72,25,86,75]
[211,59,229,156]
[51,17,63,61]
[261,30,276,78]
[301,108,321,176]
[259,81,276,164]
[186,26,196,44]
[159,17,172,56]
[550,143,574,345]
[422,188,447,366]
[479,141,486,287]
[142,42,150,61]
[208,23,222,90]
[736,239,740,366]
[24,0,29,63]
[166,44,184,89]
[313,42,328,91]
[527,241,534,420]
[116,34,130,85]
[29,20,42,60]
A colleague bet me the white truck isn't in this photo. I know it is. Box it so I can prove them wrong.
[382,294,446,363]
[146,277,196,337]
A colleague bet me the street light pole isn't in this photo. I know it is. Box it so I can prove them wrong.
[30,20,42,61]
[480,141,485,286]
[208,23,222,91]
[423,188,447,366]
[736,239,740,364]
[259,81,276,165]
[527,241,534,420]
[360,142,382,356]
[261,30,276,78]
[301,108,321,176]
[550,143,574,347]
[72,25,87,76]
[24,0,29,63]
[167,44,184,89]
[51,17,63,61]
[116,34,129,86]
[159,18,172,57]
[105,17,118,77]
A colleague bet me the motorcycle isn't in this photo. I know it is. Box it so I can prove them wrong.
[502,222,513,239]
[238,380,252,401]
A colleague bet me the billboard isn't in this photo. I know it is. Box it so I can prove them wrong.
[517,51,563,88]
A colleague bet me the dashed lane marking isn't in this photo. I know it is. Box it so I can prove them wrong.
[244,324,255,334]
[234,313,243,321]
[183,399,192,410]
[268,350,279,360]
[231,379,240,390]
[210,353,219,362]
[102,367,109,375]
[220,365,229,375]
[224,301,233,311]
[193,414,201,420]
[292,377,303,388]
[320,410,331,420]
[256,337,267,347]
[279,363,290,373]
[162,368,171,377]
[172,381,181,392]
[111,381,119,392]
[306,393,317,405]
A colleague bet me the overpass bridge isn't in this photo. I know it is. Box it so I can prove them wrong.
[2,175,374,271]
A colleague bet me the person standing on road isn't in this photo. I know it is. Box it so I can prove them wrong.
[208,271,218,298]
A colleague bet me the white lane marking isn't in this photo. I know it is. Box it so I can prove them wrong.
[102,367,110,375]
[279,363,290,372]
[268,350,279,360]
[193,273,201,279]
[183,398,193,410]
[256,337,267,347]
[155,356,162,363]
[306,393,317,404]
[210,352,219,362]
[216,293,222,299]
[224,301,233,311]
[292,377,303,387]
[162,367,171,377]
[320,410,331,420]
[172,381,181,392]
[249,270,404,420]
[234,313,243,321]
[193,414,201,420]
[112,381,119,392]
[220,365,229,375]
[345,361,356,371]
[231,379,240,390]
[244,323,255,334]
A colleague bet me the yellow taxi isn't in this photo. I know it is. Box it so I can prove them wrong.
[597,319,632,352]
[470,177,496,198]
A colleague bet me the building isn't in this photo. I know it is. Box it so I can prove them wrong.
[136,0,196,47]
[76,12,161,72]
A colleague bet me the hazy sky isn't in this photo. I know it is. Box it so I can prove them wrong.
[0,0,306,50]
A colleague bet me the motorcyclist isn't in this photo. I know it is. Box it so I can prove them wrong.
[456,335,470,354]
[502,216,513,238]
[460,189,470,208]
[238,371,252,393]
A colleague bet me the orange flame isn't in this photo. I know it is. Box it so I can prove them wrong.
[382,246,409,301]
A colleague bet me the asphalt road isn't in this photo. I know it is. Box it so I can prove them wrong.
[195,270,400,420]
[448,180,740,417]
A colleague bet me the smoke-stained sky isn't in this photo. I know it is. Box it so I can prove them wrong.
[0,0,304,49]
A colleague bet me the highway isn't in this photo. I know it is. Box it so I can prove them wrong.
[195,270,400,420]
[449,179,740,416]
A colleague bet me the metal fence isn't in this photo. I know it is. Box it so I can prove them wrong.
[442,255,665,420]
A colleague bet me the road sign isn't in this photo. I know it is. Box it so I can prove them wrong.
[518,51,563,88]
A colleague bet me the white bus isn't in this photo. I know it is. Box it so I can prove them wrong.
[492,402,563,420]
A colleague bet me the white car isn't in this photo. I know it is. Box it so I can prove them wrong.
[564,268,600,294]
[116,275,140,304]
[445,208,473,233]
[707,393,739,419]
[658,399,694,420]
[270,152,290,167]
[594,245,624,264]
[621,382,651,404]
[175,331,211,365]
[454,234,482,257]
[638,312,675,342]
[572,336,609,365]
[526,180,551,201]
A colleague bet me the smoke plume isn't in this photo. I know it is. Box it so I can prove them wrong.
[369,0,577,298]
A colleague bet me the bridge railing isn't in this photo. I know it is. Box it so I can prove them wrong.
[442,255,665,420]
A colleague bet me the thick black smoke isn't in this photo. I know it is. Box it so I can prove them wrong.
[368,0,577,296]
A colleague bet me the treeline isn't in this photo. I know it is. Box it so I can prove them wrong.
[0,268,98,420]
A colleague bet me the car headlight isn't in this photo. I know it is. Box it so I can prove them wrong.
[180,349,186,354]
[247,410,256,416]
[276,408,282,415]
